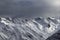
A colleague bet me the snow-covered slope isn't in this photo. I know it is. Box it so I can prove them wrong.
[0,17,60,40]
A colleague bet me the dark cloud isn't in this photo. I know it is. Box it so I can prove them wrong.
[0,0,60,18]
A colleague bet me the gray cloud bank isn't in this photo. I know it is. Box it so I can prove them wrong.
[0,0,60,18]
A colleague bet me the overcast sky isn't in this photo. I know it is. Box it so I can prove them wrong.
[0,0,60,18]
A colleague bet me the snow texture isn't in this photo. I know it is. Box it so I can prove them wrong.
[0,17,60,40]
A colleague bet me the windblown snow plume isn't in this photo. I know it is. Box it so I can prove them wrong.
[0,17,60,40]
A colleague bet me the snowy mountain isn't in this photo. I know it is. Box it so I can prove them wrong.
[0,17,60,40]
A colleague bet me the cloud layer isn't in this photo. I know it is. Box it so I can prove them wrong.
[0,0,60,18]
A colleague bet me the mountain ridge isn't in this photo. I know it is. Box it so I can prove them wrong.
[0,17,60,40]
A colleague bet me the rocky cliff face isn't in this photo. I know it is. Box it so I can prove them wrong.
[0,17,60,40]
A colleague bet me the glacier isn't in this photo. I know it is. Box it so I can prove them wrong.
[0,17,60,40]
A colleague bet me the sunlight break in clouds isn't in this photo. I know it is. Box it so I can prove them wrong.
[53,0,60,7]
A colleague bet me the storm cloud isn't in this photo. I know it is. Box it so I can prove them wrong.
[0,0,60,18]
